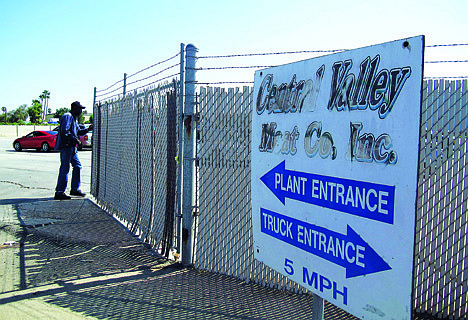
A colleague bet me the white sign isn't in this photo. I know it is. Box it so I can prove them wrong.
[251,36,424,319]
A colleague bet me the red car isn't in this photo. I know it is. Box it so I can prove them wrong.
[13,131,57,152]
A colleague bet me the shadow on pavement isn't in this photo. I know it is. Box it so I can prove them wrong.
[4,149,60,153]
[0,197,363,319]
[0,197,54,206]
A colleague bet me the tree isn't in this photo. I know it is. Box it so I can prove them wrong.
[1,107,6,122]
[39,90,50,120]
[28,100,43,124]
[54,107,84,124]
[54,107,69,120]
[77,113,85,124]
[9,104,28,123]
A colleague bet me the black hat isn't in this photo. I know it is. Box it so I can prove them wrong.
[71,101,86,109]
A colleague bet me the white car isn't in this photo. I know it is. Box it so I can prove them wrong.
[78,124,92,150]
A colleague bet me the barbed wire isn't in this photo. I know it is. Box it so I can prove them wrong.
[190,66,276,71]
[95,66,179,99]
[96,78,125,94]
[426,43,468,48]
[190,60,468,74]
[126,52,180,79]
[425,60,468,63]
[196,43,468,60]
[198,49,345,59]
[424,76,468,79]
[193,43,468,85]
[126,63,180,86]
[96,51,180,94]
[95,83,125,98]
[96,73,180,102]
[193,77,468,86]
[96,43,468,97]
[182,76,468,86]
[196,81,255,85]
[131,73,179,92]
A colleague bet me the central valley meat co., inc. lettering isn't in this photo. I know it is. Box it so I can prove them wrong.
[256,54,412,118]
[255,55,412,165]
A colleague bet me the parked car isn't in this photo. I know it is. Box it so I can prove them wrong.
[13,131,57,152]
[78,124,92,150]
[52,124,93,150]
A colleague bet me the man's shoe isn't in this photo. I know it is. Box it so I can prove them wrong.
[70,190,86,197]
[54,193,71,200]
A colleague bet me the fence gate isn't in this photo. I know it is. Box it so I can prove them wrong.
[92,82,179,255]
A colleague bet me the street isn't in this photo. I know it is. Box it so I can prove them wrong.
[0,137,92,199]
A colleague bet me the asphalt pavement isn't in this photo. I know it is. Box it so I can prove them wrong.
[0,137,358,320]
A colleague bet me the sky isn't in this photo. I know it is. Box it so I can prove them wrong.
[1,0,467,114]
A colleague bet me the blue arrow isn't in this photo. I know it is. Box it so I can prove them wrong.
[260,208,392,278]
[260,161,395,224]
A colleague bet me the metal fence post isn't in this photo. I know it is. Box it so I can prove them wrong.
[312,294,324,319]
[176,43,185,255]
[93,87,97,108]
[123,73,127,97]
[181,43,198,266]
[91,87,97,196]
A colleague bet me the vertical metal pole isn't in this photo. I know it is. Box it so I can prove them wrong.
[312,294,324,320]
[93,87,97,107]
[176,43,185,255]
[181,43,198,266]
[91,87,97,194]
[123,73,127,97]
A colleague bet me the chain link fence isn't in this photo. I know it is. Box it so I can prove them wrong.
[91,45,467,319]
[92,82,179,255]
[195,86,308,293]
[194,80,468,319]
[414,79,468,319]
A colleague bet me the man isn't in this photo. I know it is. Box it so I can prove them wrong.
[54,101,93,200]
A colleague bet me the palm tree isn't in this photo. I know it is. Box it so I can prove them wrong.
[40,90,50,120]
[1,107,6,121]
[39,93,45,119]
